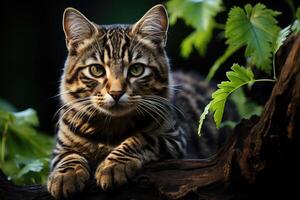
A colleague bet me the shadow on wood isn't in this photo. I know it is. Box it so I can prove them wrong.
[1,35,299,200]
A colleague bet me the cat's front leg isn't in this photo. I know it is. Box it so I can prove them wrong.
[47,152,90,199]
[95,132,184,191]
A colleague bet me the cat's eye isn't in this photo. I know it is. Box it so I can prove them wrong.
[89,64,105,77]
[128,63,145,77]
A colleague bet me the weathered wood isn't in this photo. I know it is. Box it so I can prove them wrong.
[0,35,299,200]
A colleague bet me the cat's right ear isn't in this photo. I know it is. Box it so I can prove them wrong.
[63,8,99,51]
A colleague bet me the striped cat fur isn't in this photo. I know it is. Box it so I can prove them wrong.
[47,5,226,199]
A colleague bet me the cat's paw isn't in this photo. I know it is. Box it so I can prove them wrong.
[95,157,142,191]
[47,166,90,199]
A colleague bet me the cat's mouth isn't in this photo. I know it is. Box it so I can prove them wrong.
[101,102,136,117]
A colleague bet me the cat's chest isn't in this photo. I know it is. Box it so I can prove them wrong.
[72,139,114,163]
[86,115,153,144]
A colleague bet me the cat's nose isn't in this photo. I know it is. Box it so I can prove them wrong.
[109,91,125,102]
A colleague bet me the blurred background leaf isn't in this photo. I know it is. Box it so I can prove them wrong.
[167,0,223,57]
[0,99,54,185]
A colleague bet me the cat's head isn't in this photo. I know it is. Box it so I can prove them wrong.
[60,5,171,117]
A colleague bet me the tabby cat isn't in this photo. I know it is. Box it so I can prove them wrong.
[47,4,220,199]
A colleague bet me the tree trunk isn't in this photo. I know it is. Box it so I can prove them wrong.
[1,35,299,200]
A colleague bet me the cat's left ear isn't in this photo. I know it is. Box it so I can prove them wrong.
[131,4,169,46]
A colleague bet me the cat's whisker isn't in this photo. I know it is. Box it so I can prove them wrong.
[69,104,94,133]
[55,102,83,130]
[164,85,183,92]
[144,95,185,118]
[140,100,171,125]
[54,97,92,120]
[141,99,170,115]
[67,95,102,128]
[57,99,92,127]
[138,99,170,125]
[86,106,98,126]
[49,90,72,99]
[137,103,162,126]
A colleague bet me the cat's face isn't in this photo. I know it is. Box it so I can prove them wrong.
[60,5,170,117]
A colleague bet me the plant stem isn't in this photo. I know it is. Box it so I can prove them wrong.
[252,79,276,83]
[206,44,242,81]
[214,22,225,30]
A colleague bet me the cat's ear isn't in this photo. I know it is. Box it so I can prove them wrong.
[131,4,169,46]
[63,8,99,50]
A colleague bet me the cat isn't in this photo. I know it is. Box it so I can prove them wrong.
[47,4,222,199]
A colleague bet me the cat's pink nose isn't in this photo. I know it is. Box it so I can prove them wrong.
[109,91,124,102]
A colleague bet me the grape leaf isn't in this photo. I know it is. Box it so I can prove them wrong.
[225,3,281,73]
[198,64,255,131]
[167,0,223,57]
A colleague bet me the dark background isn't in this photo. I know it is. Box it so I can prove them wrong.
[0,0,295,134]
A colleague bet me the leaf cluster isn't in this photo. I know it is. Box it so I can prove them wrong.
[225,3,281,73]
[167,0,223,57]
[0,99,54,184]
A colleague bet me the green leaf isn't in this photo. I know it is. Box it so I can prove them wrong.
[17,159,44,178]
[197,102,211,135]
[225,3,281,73]
[229,88,263,119]
[296,6,300,20]
[167,0,222,29]
[292,19,300,34]
[181,28,213,57]
[220,120,237,129]
[199,64,256,132]
[0,104,54,184]
[167,0,223,57]
[209,64,254,128]
[273,25,291,54]
[0,99,17,112]
[13,108,39,127]
[0,111,15,125]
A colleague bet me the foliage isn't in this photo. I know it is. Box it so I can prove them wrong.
[229,88,263,120]
[199,64,253,131]
[291,7,300,34]
[0,99,54,184]
[207,3,281,80]
[167,0,223,57]
[197,102,211,136]
[166,1,294,133]
[226,4,280,72]
[198,64,274,133]
[273,25,292,54]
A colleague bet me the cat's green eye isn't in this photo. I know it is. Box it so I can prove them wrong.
[129,64,145,77]
[89,64,105,77]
